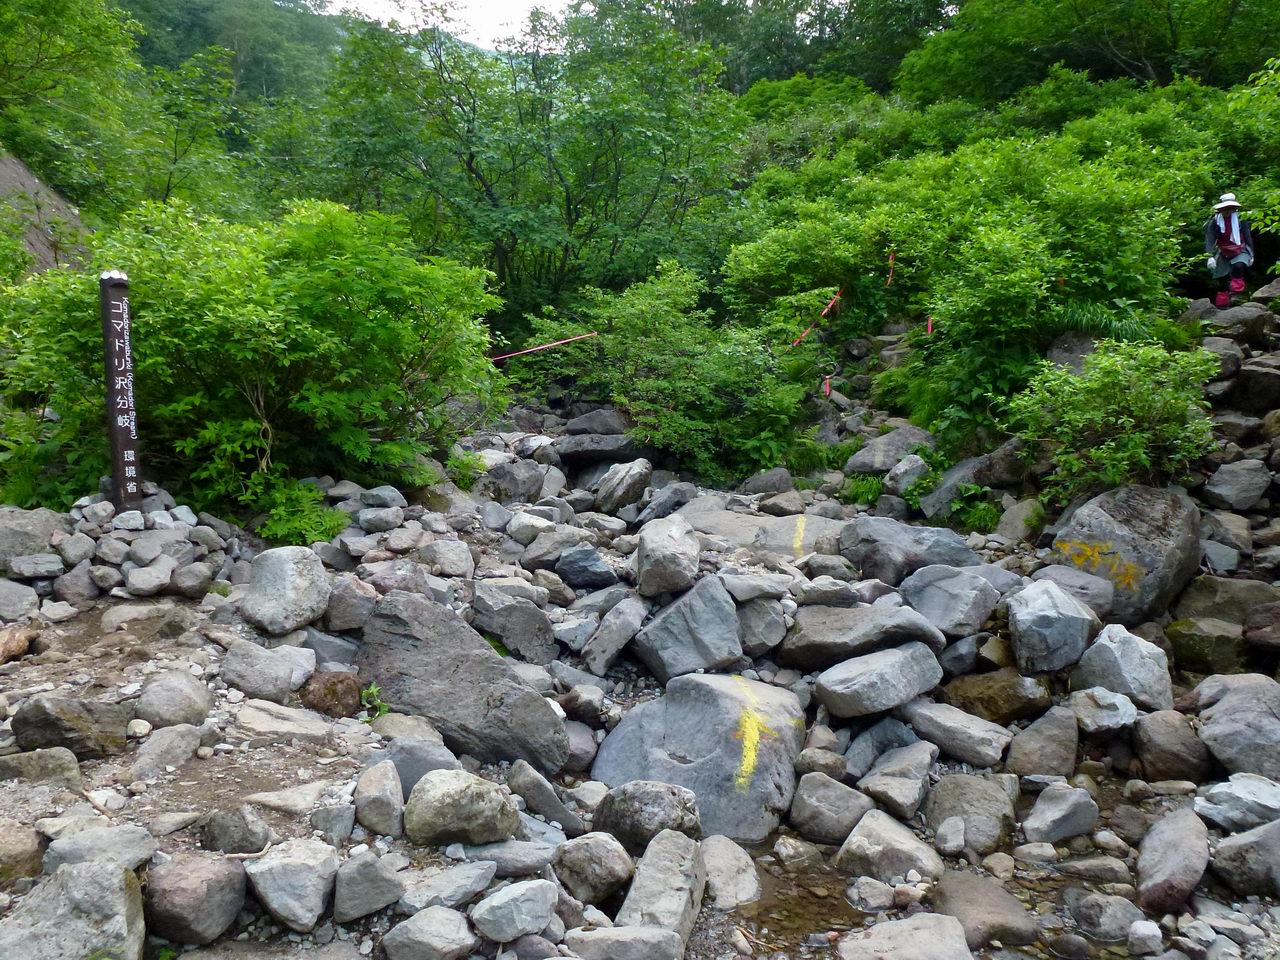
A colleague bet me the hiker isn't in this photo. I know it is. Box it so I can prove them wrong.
[1205,192,1254,308]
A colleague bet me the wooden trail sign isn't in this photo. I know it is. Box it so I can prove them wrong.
[99,269,144,510]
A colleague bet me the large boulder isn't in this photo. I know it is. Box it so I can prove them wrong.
[145,854,246,945]
[838,516,979,582]
[356,591,569,773]
[844,425,934,474]
[1052,485,1200,625]
[631,576,742,683]
[677,495,847,559]
[777,605,944,671]
[900,566,999,638]
[834,809,943,882]
[240,546,331,635]
[1174,575,1280,623]
[595,459,653,515]
[614,830,706,946]
[633,515,701,597]
[243,839,338,933]
[1203,459,1272,510]
[1187,674,1280,781]
[12,695,130,760]
[0,862,144,960]
[594,781,701,854]
[1007,579,1100,674]
[0,507,71,575]
[923,775,1015,855]
[932,871,1036,949]
[814,642,943,719]
[1136,807,1208,913]
[592,674,805,842]
[404,769,519,846]
[838,913,973,960]
[470,581,557,665]
[1210,819,1280,898]
[1071,623,1173,711]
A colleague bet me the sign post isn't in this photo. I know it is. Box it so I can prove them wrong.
[99,270,144,510]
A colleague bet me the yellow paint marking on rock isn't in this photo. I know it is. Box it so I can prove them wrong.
[791,514,807,557]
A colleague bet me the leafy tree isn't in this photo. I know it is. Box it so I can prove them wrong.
[508,262,815,482]
[0,201,501,509]
[0,0,137,107]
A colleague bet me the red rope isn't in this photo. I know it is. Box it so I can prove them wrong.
[792,288,844,347]
[885,250,897,287]
[490,331,600,362]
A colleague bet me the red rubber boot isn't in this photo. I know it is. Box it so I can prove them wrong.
[1215,290,1232,308]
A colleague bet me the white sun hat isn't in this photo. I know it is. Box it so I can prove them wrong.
[1214,193,1241,210]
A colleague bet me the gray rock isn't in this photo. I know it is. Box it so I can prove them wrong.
[1052,485,1200,625]
[1210,819,1280,898]
[737,597,787,657]
[1031,564,1115,618]
[470,878,558,943]
[324,573,378,632]
[220,640,293,703]
[580,594,648,676]
[1067,890,1145,941]
[134,670,213,728]
[845,425,934,474]
[564,926,683,960]
[834,809,943,881]
[403,769,518,846]
[636,481,698,525]
[1072,623,1173,710]
[0,861,143,960]
[382,905,478,960]
[1190,674,1280,781]
[359,505,404,533]
[933,870,1036,948]
[778,604,944,671]
[592,674,804,843]
[1007,579,1100,674]
[843,717,919,780]
[554,544,618,589]
[857,740,937,819]
[814,641,943,718]
[234,698,330,745]
[0,578,39,621]
[371,738,461,800]
[789,772,875,844]
[1023,783,1098,843]
[0,747,82,791]
[43,824,157,873]
[595,459,653,514]
[125,556,177,596]
[356,591,569,773]
[398,861,496,913]
[243,838,338,933]
[895,697,1012,767]
[508,759,585,837]
[1006,706,1078,777]
[1195,773,1280,832]
[615,829,706,945]
[471,581,557,665]
[634,515,700,597]
[1068,687,1138,734]
[700,834,760,911]
[924,775,1015,856]
[900,565,999,638]
[477,459,545,504]
[12,694,130,759]
[355,760,404,838]
[418,539,475,578]
[311,804,355,846]
[838,515,979,575]
[553,832,634,904]
[0,506,72,575]
[679,495,845,558]
[593,780,701,854]
[1137,807,1208,913]
[129,722,200,780]
[7,552,64,579]
[333,851,406,922]
[554,432,644,464]
[201,805,274,854]
[631,576,742,683]
[1203,459,1272,510]
[837,912,973,960]
[240,546,330,635]
[145,853,245,945]
[53,559,99,604]
[461,838,556,876]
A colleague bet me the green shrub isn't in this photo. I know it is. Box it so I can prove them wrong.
[783,431,862,476]
[946,482,1001,533]
[0,200,501,511]
[445,450,486,492]
[253,479,349,545]
[509,262,816,485]
[1003,340,1218,504]
[839,474,883,506]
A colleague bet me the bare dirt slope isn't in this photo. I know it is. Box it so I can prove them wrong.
[0,148,87,273]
